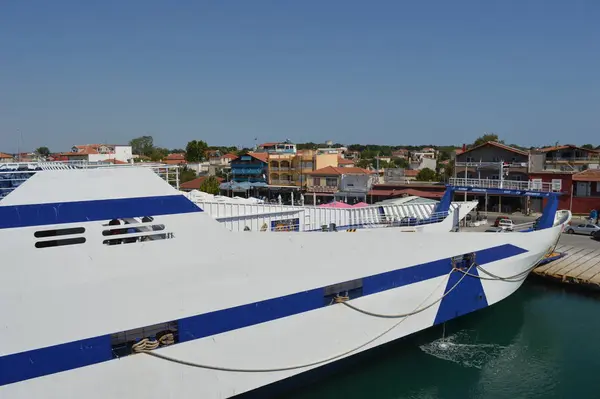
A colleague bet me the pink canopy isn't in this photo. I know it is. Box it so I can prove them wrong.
[352,202,369,208]
[318,201,353,208]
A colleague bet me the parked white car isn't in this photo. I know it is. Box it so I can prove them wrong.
[498,219,514,231]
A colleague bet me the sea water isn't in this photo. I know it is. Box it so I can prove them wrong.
[283,280,600,399]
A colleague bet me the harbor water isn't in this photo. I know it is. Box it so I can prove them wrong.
[282,280,600,399]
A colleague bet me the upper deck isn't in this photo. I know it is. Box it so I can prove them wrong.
[449,177,559,194]
[0,161,181,200]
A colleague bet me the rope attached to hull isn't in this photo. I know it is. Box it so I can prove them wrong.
[139,228,563,372]
[140,266,460,372]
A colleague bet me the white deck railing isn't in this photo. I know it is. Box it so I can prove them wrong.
[449,177,557,192]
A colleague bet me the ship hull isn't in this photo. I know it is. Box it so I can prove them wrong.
[0,168,565,398]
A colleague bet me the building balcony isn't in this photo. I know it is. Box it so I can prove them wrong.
[270,179,296,185]
[269,167,296,171]
[455,161,528,169]
[545,157,600,163]
[306,185,338,193]
[449,177,558,193]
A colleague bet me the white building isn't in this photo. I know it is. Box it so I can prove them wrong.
[64,144,133,163]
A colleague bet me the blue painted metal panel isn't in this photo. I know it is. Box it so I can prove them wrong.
[231,167,264,175]
[536,194,559,229]
[0,335,112,386]
[450,185,562,197]
[0,195,202,230]
[433,188,454,214]
[433,265,488,325]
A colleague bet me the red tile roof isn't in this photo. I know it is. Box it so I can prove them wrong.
[248,152,268,163]
[180,176,224,190]
[461,141,529,156]
[538,144,600,153]
[337,157,355,165]
[102,159,129,165]
[573,169,600,182]
[404,169,419,177]
[0,152,13,159]
[62,152,89,157]
[162,159,187,165]
[161,153,187,164]
[307,166,373,176]
[72,145,101,155]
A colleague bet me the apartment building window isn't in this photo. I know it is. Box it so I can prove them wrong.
[325,177,338,187]
[576,182,591,197]
[531,179,543,190]
[551,179,562,191]
[313,177,321,186]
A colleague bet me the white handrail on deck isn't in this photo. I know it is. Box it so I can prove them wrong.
[449,177,557,192]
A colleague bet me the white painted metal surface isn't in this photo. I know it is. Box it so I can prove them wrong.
[0,168,569,399]
[0,162,180,200]
[187,194,478,232]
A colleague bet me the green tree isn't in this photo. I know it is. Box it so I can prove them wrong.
[371,159,390,169]
[129,135,155,156]
[416,167,438,182]
[582,144,594,150]
[472,133,503,148]
[35,146,50,157]
[199,175,221,195]
[442,160,455,181]
[185,140,209,162]
[392,157,409,168]
[438,151,451,161]
[149,147,169,161]
[179,166,197,183]
[356,159,371,169]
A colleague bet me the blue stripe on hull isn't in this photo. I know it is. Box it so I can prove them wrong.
[434,265,488,325]
[0,336,112,387]
[0,244,528,387]
[0,195,202,230]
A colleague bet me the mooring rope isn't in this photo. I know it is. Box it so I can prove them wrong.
[141,229,563,372]
[141,266,463,372]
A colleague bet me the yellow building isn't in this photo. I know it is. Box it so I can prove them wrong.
[256,142,356,187]
[266,149,341,187]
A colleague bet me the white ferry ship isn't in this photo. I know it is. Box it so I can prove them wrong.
[0,166,569,398]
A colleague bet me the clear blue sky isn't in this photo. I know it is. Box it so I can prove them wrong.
[1,0,598,153]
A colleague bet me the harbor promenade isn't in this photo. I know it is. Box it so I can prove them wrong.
[462,216,600,290]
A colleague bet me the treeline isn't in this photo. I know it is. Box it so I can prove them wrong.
[130,134,600,163]
[129,135,241,162]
